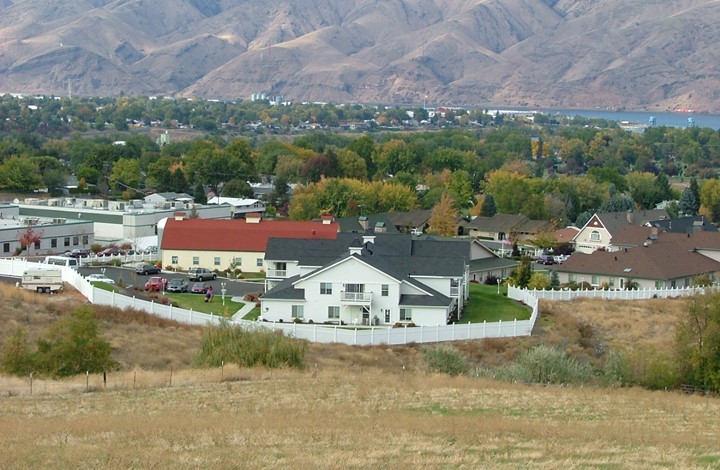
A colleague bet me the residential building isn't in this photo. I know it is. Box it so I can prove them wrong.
[554,230,720,289]
[572,209,669,253]
[206,196,266,217]
[461,214,553,242]
[159,213,339,273]
[468,240,520,282]
[261,232,470,326]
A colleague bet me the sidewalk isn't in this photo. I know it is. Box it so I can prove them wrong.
[229,297,256,320]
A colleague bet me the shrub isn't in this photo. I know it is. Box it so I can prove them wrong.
[0,328,32,376]
[474,345,593,385]
[9,306,119,378]
[194,320,307,369]
[422,346,468,376]
[484,275,498,285]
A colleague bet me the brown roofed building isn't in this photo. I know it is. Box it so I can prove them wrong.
[555,231,720,289]
[462,214,553,242]
[572,209,669,253]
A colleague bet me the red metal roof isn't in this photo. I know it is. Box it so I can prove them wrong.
[161,218,339,252]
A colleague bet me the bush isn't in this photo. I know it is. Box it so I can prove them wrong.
[484,275,498,285]
[422,346,468,376]
[0,306,119,378]
[195,320,307,369]
[474,345,593,385]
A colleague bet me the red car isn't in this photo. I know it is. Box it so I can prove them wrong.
[144,276,168,291]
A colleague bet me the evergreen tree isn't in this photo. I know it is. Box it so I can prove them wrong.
[550,270,560,289]
[678,187,699,216]
[655,173,673,202]
[480,193,497,217]
[690,177,701,205]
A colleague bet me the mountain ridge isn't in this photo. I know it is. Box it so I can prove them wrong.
[1,0,719,111]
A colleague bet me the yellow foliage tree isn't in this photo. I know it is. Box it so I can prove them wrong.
[427,193,459,237]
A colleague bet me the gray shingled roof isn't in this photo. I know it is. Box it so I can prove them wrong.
[260,275,305,300]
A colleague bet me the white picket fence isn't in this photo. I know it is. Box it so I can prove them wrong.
[513,285,716,302]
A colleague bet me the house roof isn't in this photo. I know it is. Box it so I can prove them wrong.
[145,192,193,202]
[582,210,669,238]
[260,275,305,300]
[608,225,656,248]
[161,218,339,252]
[386,209,432,228]
[557,231,720,281]
[469,257,520,273]
[336,213,400,234]
[464,214,551,234]
[265,233,469,276]
[648,216,718,234]
[206,196,262,207]
[555,227,580,243]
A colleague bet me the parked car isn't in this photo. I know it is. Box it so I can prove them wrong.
[143,245,158,255]
[86,273,115,284]
[98,247,122,257]
[190,282,210,294]
[166,278,189,293]
[135,263,161,275]
[187,267,217,281]
[68,248,92,259]
[144,276,167,291]
[535,255,555,265]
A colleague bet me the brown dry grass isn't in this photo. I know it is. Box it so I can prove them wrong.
[1,368,719,469]
[2,286,720,467]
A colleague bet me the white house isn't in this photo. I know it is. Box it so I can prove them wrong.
[261,232,470,326]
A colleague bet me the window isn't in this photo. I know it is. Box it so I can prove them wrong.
[569,274,577,283]
[34,241,40,250]
[256,258,263,267]
[320,282,332,295]
[591,275,599,285]
[82,235,89,245]
[3,243,9,253]
[51,238,57,248]
[64,237,70,247]
[291,305,304,319]
[344,283,364,293]
[171,256,178,264]
[590,230,600,241]
[214,257,221,266]
[192,256,199,265]
[400,308,412,321]
[381,284,389,296]
[328,306,340,319]
[384,309,391,323]
[234,257,242,266]
[72,236,79,246]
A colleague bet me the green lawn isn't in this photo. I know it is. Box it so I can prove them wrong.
[90,281,118,292]
[242,306,261,320]
[461,283,531,323]
[163,293,244,317]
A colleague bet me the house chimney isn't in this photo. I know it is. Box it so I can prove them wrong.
[626,210,634,224]
[358,216,369,230]
[245,212,262,224]
[173,211,186,221]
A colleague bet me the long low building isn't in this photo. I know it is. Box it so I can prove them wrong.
[159,213,339,273]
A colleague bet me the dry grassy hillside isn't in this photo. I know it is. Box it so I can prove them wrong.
[2,284,719,467]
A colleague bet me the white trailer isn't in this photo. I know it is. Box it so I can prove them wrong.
[21,269,64,293]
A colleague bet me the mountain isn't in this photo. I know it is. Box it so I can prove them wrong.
[1,0,720,112]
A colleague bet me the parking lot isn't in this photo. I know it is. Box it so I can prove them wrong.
[78,266,263,298]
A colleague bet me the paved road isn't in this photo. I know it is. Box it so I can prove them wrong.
[78,266,264,297]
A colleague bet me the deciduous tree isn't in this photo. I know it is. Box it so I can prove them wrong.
[427,193,458,237]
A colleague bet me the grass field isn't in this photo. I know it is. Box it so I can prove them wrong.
[163,292,245,317]
[1,368,719,469]
[462,283,531,322]
[2,282,720,468]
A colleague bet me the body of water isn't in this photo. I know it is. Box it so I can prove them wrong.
[545,109,720,130]
[496,107,720,130]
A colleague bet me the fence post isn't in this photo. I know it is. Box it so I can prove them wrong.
[190,309,193,324]
[498,319,502,337]
[334,326,337,343]
[169,304,173,320]
[468,321,471,340]
[404,324,407,343]
[313,323,317,342]
[354,328,358,345]
[483,320,486,338]
[388,327,391,345]
[420,325,423,343]
[452,322,455,340]
[513,318,517,336]
[371,327,374,345]
[436,324,440,343]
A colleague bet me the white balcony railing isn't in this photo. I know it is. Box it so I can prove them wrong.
[340,292,373,303]
[266,269,287,278]
[450,286,460,296]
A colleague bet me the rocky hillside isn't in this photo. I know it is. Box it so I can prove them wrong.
[2,0,720,111]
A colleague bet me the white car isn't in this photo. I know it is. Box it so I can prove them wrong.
[86,274,115,284]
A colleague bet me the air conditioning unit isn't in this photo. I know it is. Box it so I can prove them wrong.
[52,218,66,224]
